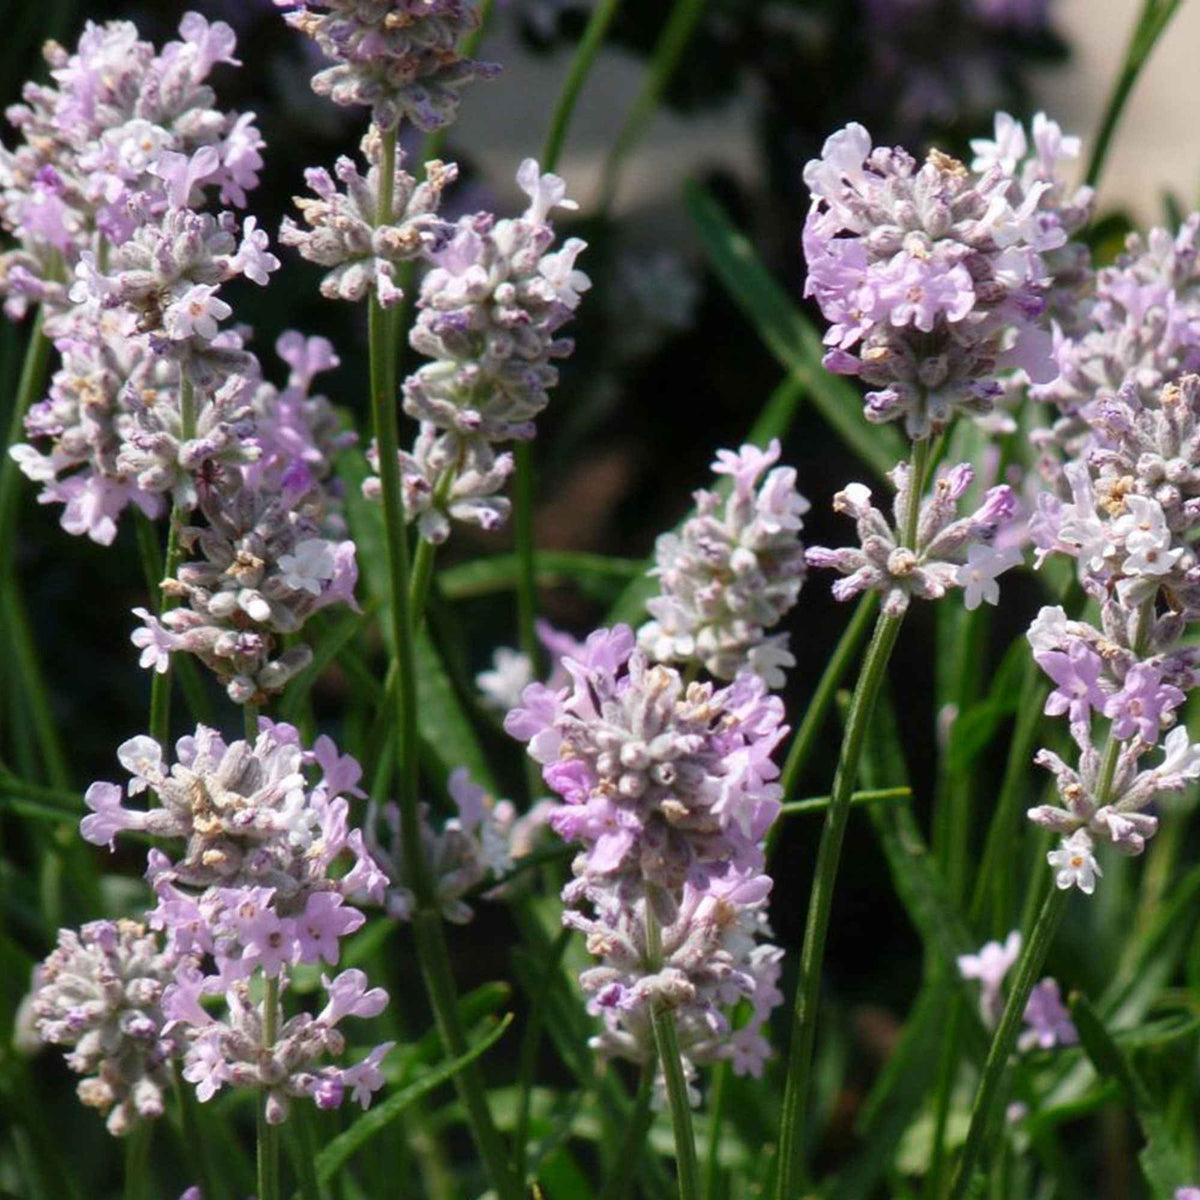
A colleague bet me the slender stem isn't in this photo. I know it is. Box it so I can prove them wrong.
[775,591,877,805]
[513,0,626,731]
[243,702,259,743]
[257,975,280,1200]
[949,887,1069,1198]
[924,993,965,1199]
[598,1068,655,1200]
[1085,0,1184,189]
[513,925,572,1183]
[0,308,68,787]
[953,732,1121,1194]
[370,123,518,1200]
[123,1120,153,1200]
[646,903,700,1200]
[0,306,52,556]
[172,1063,219,1200]
[2,583,70,788]
[703,1060,729,1200]
[774,441,928,1197]
[596,0,709,214]
[149,377,196,750]
[776,786,911,820]
[413,911,521,1199]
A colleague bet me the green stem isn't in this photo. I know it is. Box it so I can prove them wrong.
[646,904,700,1200]
[0,306,51,556]
[370,123,518,1200]
[244,702,259,743]
[1085,0,1185,189]
[596,0,709,214]
[953,731,1121,1194]
[776,786,911,820]
[775,439,928,1197]
[949,886,1069,1199]
[703,1059,729,1200]
[598,1067,655,1200]
[2,583,70,788]
[542,0,625,172]
[173,1063,219,1200]
[776,591,877,805]
[257,975,280,1200]
[149,377,196,750]
[123,1120,153,1200]
[513,925,572,1184]
[414,911,521,1199]
[0,308,67,788]
[924,992,965,1199]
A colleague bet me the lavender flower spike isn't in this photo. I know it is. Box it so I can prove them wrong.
[807,459,1019,617]
[276,0,500,131]
[280,130,457,307]
[638,438,809,688]
[802,116,1083,436]
[30,920,178,1136]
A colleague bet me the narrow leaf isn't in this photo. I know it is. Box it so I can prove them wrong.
[684,181,905,479]
[313,1014,513,1186]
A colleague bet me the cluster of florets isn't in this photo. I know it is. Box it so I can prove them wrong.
[364,159,590,543]
[82,721,384,900]
[1026,379,1200,891]
[505,625,787,1093]
[29,920,178,1136]
[62,721,394,1124]
[957,932,1077,1051]
[569,873,784,1090]
[368,767,528,923]
[1,16,310,548]
[0,13,263,323]
[133,470,358,703]
[806,458,1022,617]
[1034,216,1200,423]
[638,440,809,689]
[802,114,1086,437]
[1024,602,1200,890]
[275,0,499,131]
[1031,376,1200,613]
[168,962,391,1122]
[280,131,457,306]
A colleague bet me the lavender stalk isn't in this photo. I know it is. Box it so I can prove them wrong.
[365,124,519,1200]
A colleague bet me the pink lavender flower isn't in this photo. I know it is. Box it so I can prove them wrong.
[81,722,385,906]
[280,134,457,306]
[0,14,264,324]
[276,0,499,131]
[1018,978,1077,1051]
[1037,642,1107,730]
[958,931,1021,1026]
[802,116,1084,437]
[370,768,518,924]
[806,460,1019,617]
[168,963,393,1122]
[365,159,590,543]
[506,625,787,1093]
[638,439,809,688]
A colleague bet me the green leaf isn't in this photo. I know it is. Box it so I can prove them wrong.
[312,1014,513,1187]
[684,181,905,479]
[280,603,379,724]
[1069,991,1188,1198]
[415,626,497,792]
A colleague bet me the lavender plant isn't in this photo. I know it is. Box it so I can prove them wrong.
[3,2,1200,1200]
